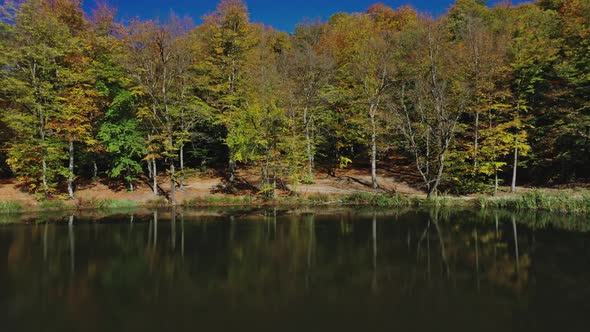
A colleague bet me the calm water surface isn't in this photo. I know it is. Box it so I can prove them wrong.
[1,208,589,332]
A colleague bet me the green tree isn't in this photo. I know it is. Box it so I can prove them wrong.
[98,90,146,191]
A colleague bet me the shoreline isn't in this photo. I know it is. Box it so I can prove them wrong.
[1,189,589,215]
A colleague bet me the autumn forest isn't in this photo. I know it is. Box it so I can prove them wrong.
[0,0,588,203]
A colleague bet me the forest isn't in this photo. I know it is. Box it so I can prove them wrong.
[0,0,588,204]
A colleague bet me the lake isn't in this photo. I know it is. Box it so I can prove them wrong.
[1,207,589,332]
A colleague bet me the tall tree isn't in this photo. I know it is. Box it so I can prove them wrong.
[48,0,99,199]
[392,17,468,197]
[318,13,372,178]
[449,0,491,174]
[227,27,305,197]
[283,22,333,182]
[123,14,193,204]
[194,0,257,182]
[352,18,393,189]
[507,3,558,191]
[1,0,76,196]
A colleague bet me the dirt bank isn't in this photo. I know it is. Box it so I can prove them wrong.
[0,167,423,208]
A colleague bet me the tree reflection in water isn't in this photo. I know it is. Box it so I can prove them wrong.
[1,207,590,332]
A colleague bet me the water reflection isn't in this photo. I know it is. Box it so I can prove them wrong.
[68,214,74,276]
[372,212,377,292]
[1,208,590,331]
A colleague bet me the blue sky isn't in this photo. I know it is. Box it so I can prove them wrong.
[83,0,531,32]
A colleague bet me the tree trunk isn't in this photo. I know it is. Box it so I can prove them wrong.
[37,103,48,195]
[42,156,48,196]
[179,143,185,190]
[425,131,431,192]
[474,111,480,173]
[428,151,446,198]
[152,157,158,196]
[92,160,98,180]
[147,159,153,179]
[370,105,378,190]
[304,107,313,181]
[494,169,499,197]
[272,165,277,199]
[170,153,176,206]
[148,132,158,196]
[228,157,236,182]
[40,124,48,197]
[67,140,75,200]
[511,147,518,193]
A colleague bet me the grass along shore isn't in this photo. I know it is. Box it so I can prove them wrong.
[1,189,589,215]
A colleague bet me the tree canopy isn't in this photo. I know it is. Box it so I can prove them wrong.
[0,0,588,199]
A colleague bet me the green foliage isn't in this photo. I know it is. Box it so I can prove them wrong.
[301,174,315,185]
[98,90,146,187]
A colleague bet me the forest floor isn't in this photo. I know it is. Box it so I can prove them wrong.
[0,163,587,211]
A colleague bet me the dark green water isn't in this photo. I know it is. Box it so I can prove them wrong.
[1,208,589,332]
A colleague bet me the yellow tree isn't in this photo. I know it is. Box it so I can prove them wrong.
[49,0,100,199]
[193,0,257,183]
[392,17,469,197]
[123,14,193,204]
[226,27,305,197]
[282,22,334,182]
[1,0,85,196]
[507,3,558,192]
